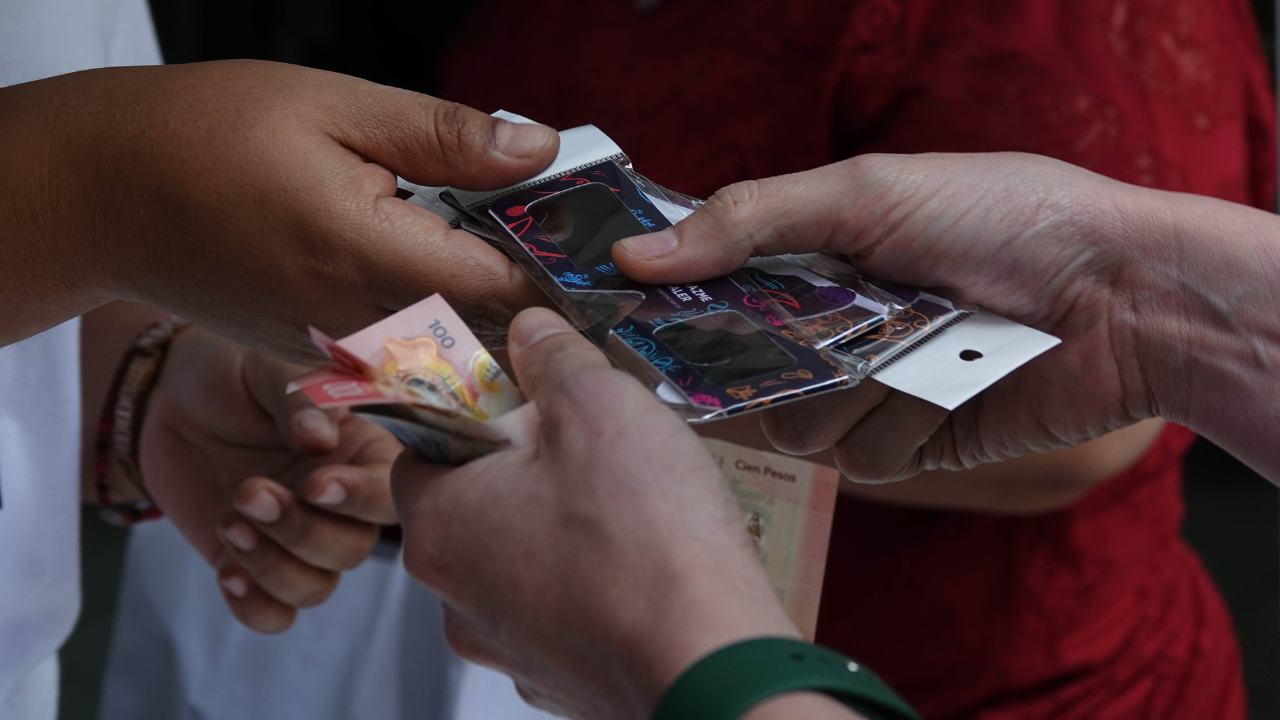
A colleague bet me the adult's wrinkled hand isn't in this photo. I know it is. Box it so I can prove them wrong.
[392,309,799,720]
[614,153,1280,481]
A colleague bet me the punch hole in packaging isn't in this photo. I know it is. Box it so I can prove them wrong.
[429,114,1061,419]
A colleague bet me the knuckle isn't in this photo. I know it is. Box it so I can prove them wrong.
[232,600,294,635]
[705,179,763,221]
[841,153,900,183]
[278,510,315,550]
[895,449,927,480]
[401,536,448,590]
[293,573,340,608]
[350,161,399,199]
[537,333,596,369]
[834,438,902,482]
[760,407,817,455]
[833,440,878,481]
[429,101,486,160]
[697,178,790,255]
[442,614,488,664]
[548,365,628,410]
[335,526,380,571]
[515,684,555,711]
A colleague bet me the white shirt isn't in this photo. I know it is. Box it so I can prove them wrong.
[99,521,559,720]
[0,2,160,717]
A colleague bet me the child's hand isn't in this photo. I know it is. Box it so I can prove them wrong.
[139,326,402,632]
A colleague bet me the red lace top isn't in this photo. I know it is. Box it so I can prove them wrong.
[438,1,1276,717]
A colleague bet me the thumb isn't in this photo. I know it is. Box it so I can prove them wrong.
[505,308,613,404]
[612,158,909,284]
[331,83,559,191]
[611,173,841,284]
[241,349,341,456]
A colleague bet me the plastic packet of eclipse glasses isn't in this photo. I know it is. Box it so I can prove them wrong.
[401,113,1059,418]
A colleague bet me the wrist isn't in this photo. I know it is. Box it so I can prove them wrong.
[1121,188,1280,474]
[741,692,865,720]
[95,316,192,524]
[622,559,800,720]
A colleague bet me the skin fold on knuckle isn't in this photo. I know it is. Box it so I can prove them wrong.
[249,615,294,635]
[697,180,776,256]
[229,594,295,634]
[292,573,340,609]
[428,101,488,169]
[833,435,906,482]
[522,337,603,396]
[333,525,380,571]
[401,533,451,592]
[540,365,629,420]
[542,370,654,462]
[761,406,829,455]
[828,153,928,251]
[268,504,323,556]
[457,258,543,338]
[442,610,494,666]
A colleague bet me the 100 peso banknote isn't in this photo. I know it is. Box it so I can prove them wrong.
[290,295,838,636]
[702,438,838,639]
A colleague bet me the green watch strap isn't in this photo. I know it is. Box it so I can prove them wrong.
[651,637,920,720]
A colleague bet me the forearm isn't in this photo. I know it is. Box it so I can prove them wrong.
[1123,188,1280,482]
[0,73,111,344]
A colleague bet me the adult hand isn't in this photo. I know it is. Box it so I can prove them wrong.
[140,326,402,632]
[613,153,1280,482]
[391,308,801,720]
[1,60,558,358]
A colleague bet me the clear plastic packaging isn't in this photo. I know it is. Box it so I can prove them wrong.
[433,145,982,420]
[749,253,978,373]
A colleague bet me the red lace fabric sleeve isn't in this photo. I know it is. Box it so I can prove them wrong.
[816,2,1274,719]
[829,0,1276,208]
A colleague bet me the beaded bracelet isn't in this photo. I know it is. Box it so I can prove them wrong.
[94,316,191,526]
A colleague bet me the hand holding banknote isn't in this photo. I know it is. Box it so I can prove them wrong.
[140,327,403,632]
[391,308,812,720]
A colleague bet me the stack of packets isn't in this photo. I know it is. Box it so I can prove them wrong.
[289,294,839,638]
[415,113,1060,418]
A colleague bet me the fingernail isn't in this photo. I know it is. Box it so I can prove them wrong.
[312,481,347,506]
[494,121,555,159]
[294,408,334,440]
[509,308,572,351]
[240,490,281,523]
[618,229,678,260]
[220,575,249,598]
[222,522,258,552]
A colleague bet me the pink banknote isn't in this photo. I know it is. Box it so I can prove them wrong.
[288,294,533,463]
[289,295,836,632]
